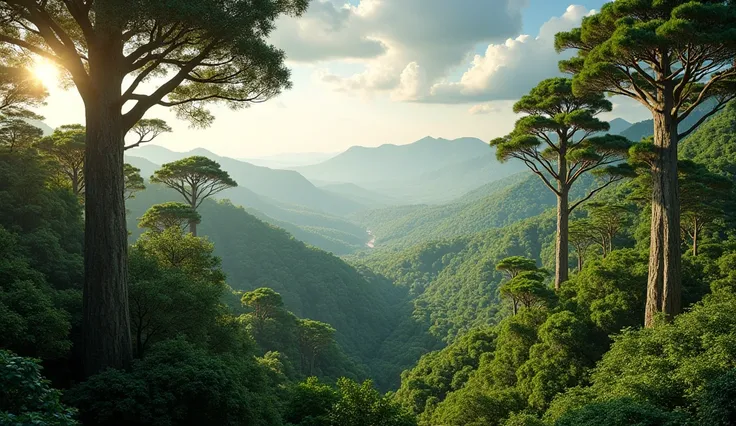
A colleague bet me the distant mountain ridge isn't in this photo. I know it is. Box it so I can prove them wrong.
[294,136,492,184]
[126,145,363,216]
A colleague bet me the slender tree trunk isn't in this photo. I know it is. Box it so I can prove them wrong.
[645,112,682,327]
[512,300,518,316]
[554,144,570,292]
[81,28,133,377]
[577,253,583,273]
[189,197,198,236]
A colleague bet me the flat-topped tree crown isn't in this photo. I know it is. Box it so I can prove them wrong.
[491,77,631,289]
[151,156,237,236]
[138,202,201,233]
[555,0,736,326]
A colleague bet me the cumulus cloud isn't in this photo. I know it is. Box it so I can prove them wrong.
[274,2,594,106]
[426,5,594,103]
[271,0,528,94]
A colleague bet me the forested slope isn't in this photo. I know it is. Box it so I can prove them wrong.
[353,173,598,249]
[126,185,416,387]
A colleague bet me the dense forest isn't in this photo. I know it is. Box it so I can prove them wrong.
[3,1,736,426]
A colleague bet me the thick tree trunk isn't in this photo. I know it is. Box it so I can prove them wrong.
[645,112,682,327]
[82,32,133,376]
[555,189,570,290]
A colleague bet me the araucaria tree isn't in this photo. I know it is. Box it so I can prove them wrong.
[151,156,237,236]
[138,202,201,233]
[491,77,631,290]
[556,0,736,326]
[37,124,86,198]
[0,0,308,375]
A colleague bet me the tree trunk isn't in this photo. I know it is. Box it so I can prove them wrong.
[555,189,570,290]
[189,197,198,236]
[577,253,583,273]
[645,112,682,327]
[81,31,133,377]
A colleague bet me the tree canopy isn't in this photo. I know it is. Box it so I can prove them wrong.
[491,77,631,288]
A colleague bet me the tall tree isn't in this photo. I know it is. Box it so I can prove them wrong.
[496,256,540,280]
[138,202,201,233]
[499,271,554,315]
[297,319,335,376]
[555,0,736,326]
[587,203,632,258]
[37,124,85,198]
[491,78,632,289]
[123,164,145,200]
[569,219,598,272]
[679,161,732,257]
[0,117,42,152]
[241,288,284,323]
[151,156,237,236]
[0,0,308,375]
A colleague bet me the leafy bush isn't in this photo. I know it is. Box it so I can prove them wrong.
[0,350,78,425]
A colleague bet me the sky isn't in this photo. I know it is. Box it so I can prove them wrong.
[35,0,647,158]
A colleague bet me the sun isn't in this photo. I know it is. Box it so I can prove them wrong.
[31,58,59,87]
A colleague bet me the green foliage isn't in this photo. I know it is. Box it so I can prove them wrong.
[554,399,689,426]
[516,312,595,411]
[0,152,82,360]
[568,289,736,413]
[0,65,47,118]
[124,163,146,200]
[328,378,416,426]
[496,257,541,279]
[499,270,555,315]
[284,377,337,426]
[0,229,72,359]
[681,101,736,179]
[128,236,227,356]
[0,117,43,153]
[67,338,284,426]
[241,287,284,321]
[503,413,545,426]
[561,249,648,334]
[394,327,496,416]
[138,202,201,232]
[427,387,524,426]
[0,350,77,426]
[697,369,736,426]
[36,124,86,197]
[151,156,237,209]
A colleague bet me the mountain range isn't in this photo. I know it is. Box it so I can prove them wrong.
[116,110,683,255]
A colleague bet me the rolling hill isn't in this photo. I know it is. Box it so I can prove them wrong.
[352,172,601,249]
[126,145,364,216]
[125,181,369,255]
[295,136,526,204]
[295,136,492,183]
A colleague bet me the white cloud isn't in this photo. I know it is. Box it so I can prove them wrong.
[272,0,528,96]
[468,103,499,115]
[426,5,594,103]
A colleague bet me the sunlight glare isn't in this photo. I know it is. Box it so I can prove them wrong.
[32,58,58,88]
